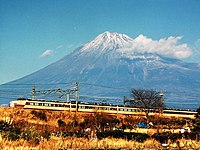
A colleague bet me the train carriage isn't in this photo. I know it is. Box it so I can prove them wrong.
[9,98,197,119]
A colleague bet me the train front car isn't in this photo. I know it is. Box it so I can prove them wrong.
[9,98,27,108]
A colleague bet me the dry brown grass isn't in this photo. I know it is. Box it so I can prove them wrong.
[0,136,200,150]
[0,107,199,149]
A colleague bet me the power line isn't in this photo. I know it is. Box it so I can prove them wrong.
[80,82,130,90]
[1,82,72,86]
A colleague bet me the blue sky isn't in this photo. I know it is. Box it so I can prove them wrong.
[0,0,200,84]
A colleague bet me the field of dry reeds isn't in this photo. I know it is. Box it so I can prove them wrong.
[0,136,200,149]
[0,107,199,149]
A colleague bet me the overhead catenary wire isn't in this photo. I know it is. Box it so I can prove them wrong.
[0,82,199,96]
[1,82,198,94]
[0,82,199,107]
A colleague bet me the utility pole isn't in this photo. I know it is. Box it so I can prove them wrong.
[75,82,79,113]
[58,88,61,102]
[66,90,70,102]
[32,85,36,100]
[71,82,79,126]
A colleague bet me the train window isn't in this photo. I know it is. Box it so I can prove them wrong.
[51,104,54,107]
[39,103,42,106]
[30,103,34,105]
[120,108,124,111]
[85,106,93,109]
[65,105,70,108]
[26,102,30,105]
[44,103,49,107]
[111,108,117,111]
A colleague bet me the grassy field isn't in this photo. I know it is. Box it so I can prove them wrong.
[0,107,199,149]
[0,136,199,149]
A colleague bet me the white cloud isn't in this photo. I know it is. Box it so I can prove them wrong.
[39,49,54,58]
[120,34,192,59]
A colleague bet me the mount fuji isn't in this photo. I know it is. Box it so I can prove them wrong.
[3,32,200,109]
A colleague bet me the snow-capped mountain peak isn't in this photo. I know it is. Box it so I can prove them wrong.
[81,31,133,52]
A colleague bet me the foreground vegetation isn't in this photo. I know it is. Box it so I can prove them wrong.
[1,136,200,150]
[0,107,199,149]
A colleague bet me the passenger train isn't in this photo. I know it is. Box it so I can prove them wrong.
[9,98,197,119]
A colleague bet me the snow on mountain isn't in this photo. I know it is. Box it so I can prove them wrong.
[2,31,200,110]
[80,31,133,53]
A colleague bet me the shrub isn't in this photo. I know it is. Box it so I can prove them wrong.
[97,130,149,142]
[111,118,120,125]
[21,129,41,142]
[169,133,182,142]
[152,132,184,143]
[97,130,125,139]
[152,133,169,143]
[41,130,51,140]
[57,119,66,127]
[193,119,200,132]
[6,129,21,141]
[134,133,150,142]
[0,120,21,141]
[0,121,11,132]
[53,131,87,138]
[31,110,47,121]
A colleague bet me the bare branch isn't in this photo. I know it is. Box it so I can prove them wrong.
[129,88,164,109]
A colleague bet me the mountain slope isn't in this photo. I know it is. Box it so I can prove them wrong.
[3,32,200,109]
